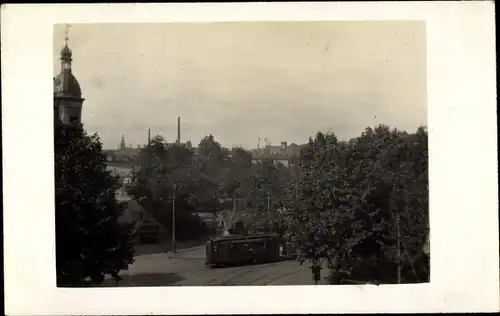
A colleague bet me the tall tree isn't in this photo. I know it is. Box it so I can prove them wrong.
[197,134,230,182]
[55,124,134,286]
[285,132,351,269]
[244,158,295,233]
[285,126,429,284]
[222,147,254,198]
[127,137,219,241]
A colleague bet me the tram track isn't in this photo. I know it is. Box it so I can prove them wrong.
[209,261,304,286]
[243,264,306,286]
[205,261,284,286]
[261,267,307,285]
[206,265,270,285]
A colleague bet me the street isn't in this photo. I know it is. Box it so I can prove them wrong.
[101,246,328,286]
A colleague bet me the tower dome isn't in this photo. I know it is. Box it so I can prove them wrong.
[53,71,82,98]
[60,44,72,59]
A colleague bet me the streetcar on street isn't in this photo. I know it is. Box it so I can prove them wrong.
[205,233,294,267]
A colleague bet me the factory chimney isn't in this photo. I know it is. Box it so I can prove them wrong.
[176,116,181,145]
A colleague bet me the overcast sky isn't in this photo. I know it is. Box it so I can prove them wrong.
[53,22,426,150]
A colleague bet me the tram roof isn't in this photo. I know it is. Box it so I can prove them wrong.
[210,233,277,243]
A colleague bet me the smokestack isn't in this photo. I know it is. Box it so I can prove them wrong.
[148,128,151,146]
[177,116,181,145]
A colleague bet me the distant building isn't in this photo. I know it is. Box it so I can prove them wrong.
[109,165,164,243]
[105,146,141,164]
[119,199,164,244]
[250,141,305,167]
[104,116,201,164]
[194,212,219,232]
[218,197,249,211]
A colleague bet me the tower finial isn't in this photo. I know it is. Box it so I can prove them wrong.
[64,24,71,46]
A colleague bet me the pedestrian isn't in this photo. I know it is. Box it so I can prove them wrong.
[311,260,322,285]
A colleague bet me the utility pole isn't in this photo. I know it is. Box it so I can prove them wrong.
[172,184,176,253]
[267,193,270,222]
[396,213,401,284]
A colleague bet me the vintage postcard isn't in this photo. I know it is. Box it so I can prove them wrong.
[2,2,498,315]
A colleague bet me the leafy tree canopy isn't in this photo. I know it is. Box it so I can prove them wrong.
[197,134,230,181]
[221,147,254,198]
[127,135,219,241]
[55,124,134,286]
[284,125,429,283]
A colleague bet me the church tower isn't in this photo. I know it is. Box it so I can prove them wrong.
[120,134,126,149]
[53,25,85,126]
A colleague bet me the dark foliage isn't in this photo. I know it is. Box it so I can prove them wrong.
[127,136,218,241]
[285,125,429,284]
[55,124,134,286]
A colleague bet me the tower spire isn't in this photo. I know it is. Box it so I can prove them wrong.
[120,134,126,149]
[64,24,71,46]
[60,24,73,72]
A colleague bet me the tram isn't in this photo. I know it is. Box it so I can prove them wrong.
[205,233,293,267]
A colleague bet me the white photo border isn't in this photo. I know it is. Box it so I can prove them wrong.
[2,2,498,315]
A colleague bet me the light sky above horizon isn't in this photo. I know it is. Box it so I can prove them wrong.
[53,22,427,150]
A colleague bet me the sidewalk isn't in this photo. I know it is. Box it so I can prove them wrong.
[134,238,207,257]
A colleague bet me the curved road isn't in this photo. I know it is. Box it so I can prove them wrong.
[104,246,327,286]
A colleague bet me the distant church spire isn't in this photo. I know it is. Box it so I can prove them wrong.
[120,134,126,149]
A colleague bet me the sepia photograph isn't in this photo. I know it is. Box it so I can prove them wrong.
[3,2,498,315]
[53,21,430,287]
